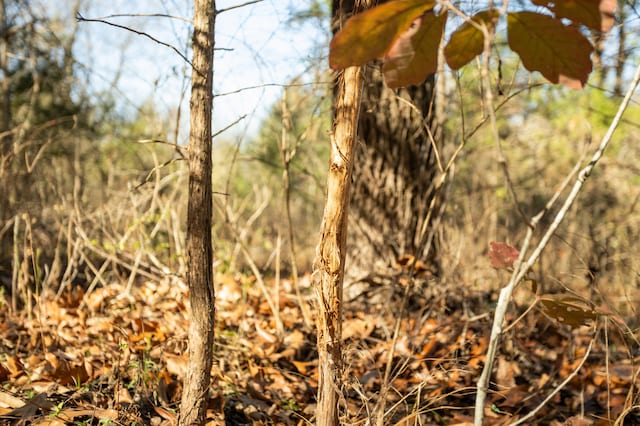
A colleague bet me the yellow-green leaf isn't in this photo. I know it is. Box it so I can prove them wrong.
[444,9,499,70]
[531,0,617,32]
[382,11,447,88]
[507,11,594,89]
[329,0,436,70]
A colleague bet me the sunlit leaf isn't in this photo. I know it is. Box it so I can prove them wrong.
[507,11,594,89]
[444,9,499,70]
[329,0,436,70]
[539,295,600,327]
[488,241,520,269]
[531,0,617,32]
[382,11,447,88]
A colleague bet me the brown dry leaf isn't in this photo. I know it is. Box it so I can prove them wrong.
[5,355,24,377]
[0,390,25,408]
[291,360,315,375]
[471,335,489,356]
[241,359,258,378]
[0,363,9,382]
[499,385,530,408]
[43,352,89,386]
[32,419,66,426]
[116,387,134,404]
[58,285,85,309]
[343,317,375,340]
[496,358,516,390]
[255,323,278,345]
[85,316,114,334]
[562,415,593,426]
[538,372,551,388]
[449,419,474,426]
[283,329,305,351]
[593,364,634,387]
[0,393,53,419]
[154,405,178,423]
[538,294,599,327]
[45,408,119,424]
[164,353,188,378]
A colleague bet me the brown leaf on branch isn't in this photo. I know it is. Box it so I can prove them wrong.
[538,294,600,327]
[329,0,436,70]
[531,0,618,32]
[488,241,520,269]
[445,9,499,70]
[507,11,594,89]
[382,11,447,88]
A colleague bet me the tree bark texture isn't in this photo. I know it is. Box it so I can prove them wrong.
[312,62,362,426]
[179,1,216,425]
[333,0,440,281]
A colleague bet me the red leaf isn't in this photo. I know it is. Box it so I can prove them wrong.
[329,0,436,70]
[488,242,520,269]
[382,11,447,88]
[507,11,594,89]
[531,0,617,32]
[445,9,499,70]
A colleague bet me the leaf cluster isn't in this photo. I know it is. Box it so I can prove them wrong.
[329,0,617,89]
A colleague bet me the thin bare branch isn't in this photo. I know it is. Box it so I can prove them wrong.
[90,13,192,24]
[510,337,595,425]
[217,0,264,14]
[213,114,247,137]
[76,13,194,70]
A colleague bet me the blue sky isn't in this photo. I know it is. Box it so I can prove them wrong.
[69,0,328,142]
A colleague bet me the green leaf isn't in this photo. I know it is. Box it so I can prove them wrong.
[507,11,594,89]
[329,0,436,70]
[531,0,617,32]
[538,295,600,327]
[382,11,447,89]
[444,9,499,70]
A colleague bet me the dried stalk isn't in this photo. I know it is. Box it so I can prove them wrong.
[312,64,362,426]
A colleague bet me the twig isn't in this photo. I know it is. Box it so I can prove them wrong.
[76,13,194,70]
[279,91,313,328]
[215,81,331,97]
[213,114,247,138]
[510,337,595,425]
[89,13,192,24]
[217,0,264,14]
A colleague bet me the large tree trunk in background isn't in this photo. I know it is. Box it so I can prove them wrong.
[179,0,216,425]
[332,0,440,282]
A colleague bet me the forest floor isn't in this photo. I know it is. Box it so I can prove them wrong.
[0,271,639,426]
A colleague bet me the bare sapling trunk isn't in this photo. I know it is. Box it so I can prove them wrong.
[179,1,216,425]
[312,66,362,425]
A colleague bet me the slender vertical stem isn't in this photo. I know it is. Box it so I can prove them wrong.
[179,1,216,424]
[313,65,362,426]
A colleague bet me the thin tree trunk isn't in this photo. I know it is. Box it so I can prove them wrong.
[312,64,362,426]
[179,1,216,425]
